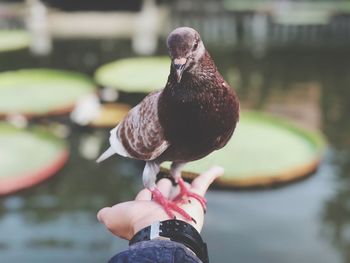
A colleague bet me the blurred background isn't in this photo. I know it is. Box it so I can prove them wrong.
[1,0,350,262]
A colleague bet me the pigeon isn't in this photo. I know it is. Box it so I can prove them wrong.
[97,27,240,221]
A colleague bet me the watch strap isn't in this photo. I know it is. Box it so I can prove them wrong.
[129,219,209,263]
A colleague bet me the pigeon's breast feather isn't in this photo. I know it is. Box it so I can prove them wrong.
[158,80,239,154]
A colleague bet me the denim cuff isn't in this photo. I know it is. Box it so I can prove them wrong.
[109,239,202,263]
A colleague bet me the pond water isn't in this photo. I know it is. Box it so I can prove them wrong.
[1,39,350,263]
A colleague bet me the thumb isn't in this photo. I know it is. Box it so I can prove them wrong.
[97,207,111,224]
[191,166,224,196]
[97,202,134,240]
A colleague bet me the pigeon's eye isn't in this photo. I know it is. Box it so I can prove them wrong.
[193,42,198,51]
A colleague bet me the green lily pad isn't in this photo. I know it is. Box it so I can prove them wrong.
[94,57,170,93]
[0,69,96,116]
[0,123,69,195]
[162,111,326,188]
[90,103,131,128]
[0,30,31,53]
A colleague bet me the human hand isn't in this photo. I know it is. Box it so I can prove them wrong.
[97,166,224,240]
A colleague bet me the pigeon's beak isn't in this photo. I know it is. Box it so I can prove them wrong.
[173,58,187,83]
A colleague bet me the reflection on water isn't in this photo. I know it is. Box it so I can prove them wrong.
[0,39,350,262]
[322,154,350,263]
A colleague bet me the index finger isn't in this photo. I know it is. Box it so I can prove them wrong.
[191,166,224,195]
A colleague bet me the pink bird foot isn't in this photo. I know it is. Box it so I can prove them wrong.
[173,178,207,212]
[151,188,195,222]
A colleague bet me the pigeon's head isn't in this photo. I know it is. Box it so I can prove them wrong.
[167,27,205,83]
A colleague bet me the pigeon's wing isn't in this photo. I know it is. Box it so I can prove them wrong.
[115,91,169,160]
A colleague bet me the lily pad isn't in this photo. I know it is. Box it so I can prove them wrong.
[90,103,131,128]
[0,30,31,53]
[0,69,96,117]
[0,123,69,195]
[94,57,170,93]
[162,111,326,188]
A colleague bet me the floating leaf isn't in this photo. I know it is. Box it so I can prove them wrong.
[0,69,96,116]
[162,111,326,188]
[0,123,69,195]
[95,57,170,93]
[0,30,31,53]
[90,103,130,128]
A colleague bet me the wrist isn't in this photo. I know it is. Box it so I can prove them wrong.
[130,219,209,263]
[132,215,169,237]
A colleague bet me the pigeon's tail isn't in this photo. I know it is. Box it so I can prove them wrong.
[96,147,115,163]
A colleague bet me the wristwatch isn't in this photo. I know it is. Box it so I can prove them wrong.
[129,219,209,263]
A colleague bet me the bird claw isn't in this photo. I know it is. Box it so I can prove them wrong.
[151,188,194,222]
[173,178,207,212]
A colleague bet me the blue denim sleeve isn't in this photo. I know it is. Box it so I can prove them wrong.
[108,240,203,263]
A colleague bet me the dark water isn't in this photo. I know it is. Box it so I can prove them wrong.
[1,39,350,263]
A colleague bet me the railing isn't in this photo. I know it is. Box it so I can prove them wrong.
[167,0,350,51]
